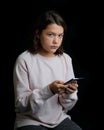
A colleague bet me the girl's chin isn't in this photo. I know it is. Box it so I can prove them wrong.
[50,49,57,53]
[50,51,56,54]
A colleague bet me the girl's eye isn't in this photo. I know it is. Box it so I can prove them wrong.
[47,33,64,38]
[47,33,54,37]
[58,34,64,38]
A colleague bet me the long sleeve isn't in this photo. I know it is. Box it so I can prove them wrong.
[58,53,78,112]
[13,55,54,113]
[58,91,78,112]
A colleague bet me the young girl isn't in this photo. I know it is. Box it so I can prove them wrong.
[13,10,82,130]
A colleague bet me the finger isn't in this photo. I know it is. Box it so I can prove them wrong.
[58,88,65,94]
[65,87,75,94]
[71,82,78,87]
[56,80,64,84]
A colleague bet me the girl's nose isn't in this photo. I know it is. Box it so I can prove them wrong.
[53,36,58,44]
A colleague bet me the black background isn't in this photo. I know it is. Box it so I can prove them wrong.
[1,1,104,130]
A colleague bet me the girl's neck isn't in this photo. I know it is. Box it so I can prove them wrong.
[38,50,55,58]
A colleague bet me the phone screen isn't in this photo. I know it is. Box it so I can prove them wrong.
[64,77,84,85]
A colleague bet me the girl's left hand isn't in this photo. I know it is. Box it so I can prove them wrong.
[65,81,78,94]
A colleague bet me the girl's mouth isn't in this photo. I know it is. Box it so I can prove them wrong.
[51,46,58,49]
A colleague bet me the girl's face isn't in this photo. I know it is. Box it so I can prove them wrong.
[38,23,64,57]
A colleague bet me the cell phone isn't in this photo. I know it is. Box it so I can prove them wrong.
[64,77,84,85]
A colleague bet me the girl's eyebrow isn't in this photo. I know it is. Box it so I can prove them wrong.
[47,32,64,35]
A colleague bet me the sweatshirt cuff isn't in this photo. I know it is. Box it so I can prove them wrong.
[60,90,78,100]
[68,91,78,100]
[41,86,54,99]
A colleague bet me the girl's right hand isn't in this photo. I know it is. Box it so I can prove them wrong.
[49,80,66,94]
[49,80,78,94]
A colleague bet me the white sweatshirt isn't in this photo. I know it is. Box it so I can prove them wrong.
[13,50,78,129]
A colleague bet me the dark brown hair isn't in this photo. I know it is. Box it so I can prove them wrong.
[28,10,67,55]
